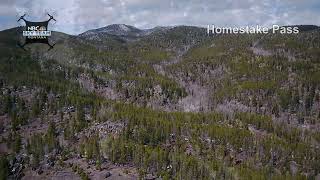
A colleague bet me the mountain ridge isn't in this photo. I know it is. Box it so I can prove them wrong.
[1,24,318,37]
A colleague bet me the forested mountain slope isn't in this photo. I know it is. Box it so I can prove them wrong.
[0,25,319,179]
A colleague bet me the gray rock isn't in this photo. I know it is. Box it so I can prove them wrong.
[105,171,112,178]
[290,161,298,176]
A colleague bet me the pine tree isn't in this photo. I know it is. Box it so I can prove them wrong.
[4,93,11,114]
[13,133,22,153]
[31,98,41,117]
[76,105,86,132]
[0,156,9,180]
[46,121,58,151]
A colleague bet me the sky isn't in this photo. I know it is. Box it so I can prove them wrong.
[0,0,319,35]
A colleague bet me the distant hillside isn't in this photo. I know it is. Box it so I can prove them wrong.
[286,25,319,32]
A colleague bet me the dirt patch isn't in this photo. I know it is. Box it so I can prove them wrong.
[177,81,210,112]
[66,158,138,180]
[250,47,273,56]
[22,168,81,180]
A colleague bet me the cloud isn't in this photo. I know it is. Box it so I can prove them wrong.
[0,0,319,34]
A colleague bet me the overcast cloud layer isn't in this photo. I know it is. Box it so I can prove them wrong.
[0,0,319,35]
